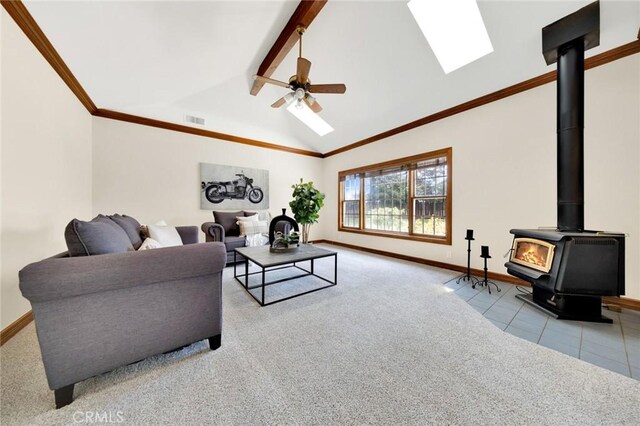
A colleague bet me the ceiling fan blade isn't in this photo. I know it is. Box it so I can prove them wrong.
[254,75,291,89]
[271,97,287,108]
[297,57,311,85]
[308,84,347,94]
[304,97,322,113]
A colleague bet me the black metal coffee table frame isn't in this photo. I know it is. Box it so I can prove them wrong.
[233,246,337,306]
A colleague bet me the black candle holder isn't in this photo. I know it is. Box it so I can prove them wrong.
[473,246,501,294]
[455,230,480,285]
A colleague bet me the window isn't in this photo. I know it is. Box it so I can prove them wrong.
[338,148,452,245]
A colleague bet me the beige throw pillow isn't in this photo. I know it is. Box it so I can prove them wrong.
[238,220,268,237]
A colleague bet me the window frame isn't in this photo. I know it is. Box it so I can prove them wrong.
[338,147,452,245]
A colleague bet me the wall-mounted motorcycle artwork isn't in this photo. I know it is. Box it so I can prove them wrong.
[200,163,269,210]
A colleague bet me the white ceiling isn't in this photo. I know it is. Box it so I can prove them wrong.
[24,1,640,154]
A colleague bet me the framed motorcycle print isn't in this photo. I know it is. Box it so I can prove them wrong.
[200,163,269,210]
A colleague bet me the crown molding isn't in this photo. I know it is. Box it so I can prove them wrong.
[94,109,324,158]
[2,0,324,158]
[3,1,638,160]
[323,39,640,158]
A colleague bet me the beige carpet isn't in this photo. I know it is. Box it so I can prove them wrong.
[2,245,639,425]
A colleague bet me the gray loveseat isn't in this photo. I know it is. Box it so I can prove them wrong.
[19,216,226,409]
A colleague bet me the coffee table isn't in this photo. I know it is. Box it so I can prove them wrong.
[233,245,337,306]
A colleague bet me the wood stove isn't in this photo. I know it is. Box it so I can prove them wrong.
[504,1,625,323]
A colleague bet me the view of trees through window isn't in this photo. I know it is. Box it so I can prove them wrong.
[413,160,447,236]
[342,174,360,228]
[339,149,451,243]
[364,171,408,232]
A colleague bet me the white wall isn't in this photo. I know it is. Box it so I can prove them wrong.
[321,54,640,300]
[91,118,325,237]
[0,10,93,328]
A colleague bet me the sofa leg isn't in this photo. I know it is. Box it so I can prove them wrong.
[55,384,74,409]
[208,334,221,350]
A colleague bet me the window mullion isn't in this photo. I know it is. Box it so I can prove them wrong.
[409,170,414,235]
[359,174,365,230]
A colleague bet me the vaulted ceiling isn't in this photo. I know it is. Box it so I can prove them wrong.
[23,0,640,154]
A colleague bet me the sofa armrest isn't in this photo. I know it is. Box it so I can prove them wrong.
[176,226,199,245]
[20,242,226,303]
[201,222,225,243]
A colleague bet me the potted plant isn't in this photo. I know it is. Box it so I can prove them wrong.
[289,179,325,244]
[271,231,300,251]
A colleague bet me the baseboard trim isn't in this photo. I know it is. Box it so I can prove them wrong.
[319,240,640,312]
[1,310,33,346]
[602,296,640,311]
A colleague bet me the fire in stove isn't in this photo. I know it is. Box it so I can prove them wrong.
[511,238,555,273]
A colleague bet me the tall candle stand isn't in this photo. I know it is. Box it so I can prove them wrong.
[456,229,480,285]
[473,245,501,295]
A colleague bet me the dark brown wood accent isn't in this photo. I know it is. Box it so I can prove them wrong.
[337,148,452,245]
[93,109,324,158]
[0,310,33,346]
[338,228,450,245]
[319,240,640,311]
[1,0,97,114]
[584,39,640,70]
[321,240,523,284]
[250,0,327,96]
[602,296,640,312]
[324,40,640,158]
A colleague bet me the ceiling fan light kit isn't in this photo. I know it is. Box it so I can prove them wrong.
[408,0,494,73]
[254,25,346,136]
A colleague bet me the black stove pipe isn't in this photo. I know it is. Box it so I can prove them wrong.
[542,0,599,232]
[557,41,585,232]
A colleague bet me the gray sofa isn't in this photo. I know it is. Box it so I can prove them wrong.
[19,221,226,409]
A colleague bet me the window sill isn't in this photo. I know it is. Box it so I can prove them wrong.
[338,227,451,245]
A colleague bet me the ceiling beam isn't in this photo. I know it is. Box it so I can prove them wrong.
[250,0,327,96]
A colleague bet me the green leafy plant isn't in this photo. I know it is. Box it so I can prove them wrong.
[271,231,300,249]
[289,179,325,243]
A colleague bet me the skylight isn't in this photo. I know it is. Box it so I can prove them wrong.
[286,100,334,136]
[407,0,494,74]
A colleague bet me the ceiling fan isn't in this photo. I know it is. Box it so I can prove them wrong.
[254,25,346,114]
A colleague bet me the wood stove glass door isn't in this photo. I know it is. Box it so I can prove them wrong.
[511,238,555,273]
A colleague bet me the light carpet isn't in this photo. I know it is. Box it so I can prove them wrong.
[1,245,639,425]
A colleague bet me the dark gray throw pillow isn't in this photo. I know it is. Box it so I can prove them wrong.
[109,214,143,249]
[212,211,243,237]
[65,216,135,256]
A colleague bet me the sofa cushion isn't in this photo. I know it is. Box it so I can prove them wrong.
[213,211,243,237]
[109,214,143,249]
[224,236,246,251]
[65,216,134,256]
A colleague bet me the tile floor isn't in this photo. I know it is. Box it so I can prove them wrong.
[444,276,640,379]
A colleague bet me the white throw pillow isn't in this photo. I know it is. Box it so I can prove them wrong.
[138,238,163,250]
[238,220,268,237]
[246,233,269,247]
[236,214,259,224]
[147,224,183,247]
